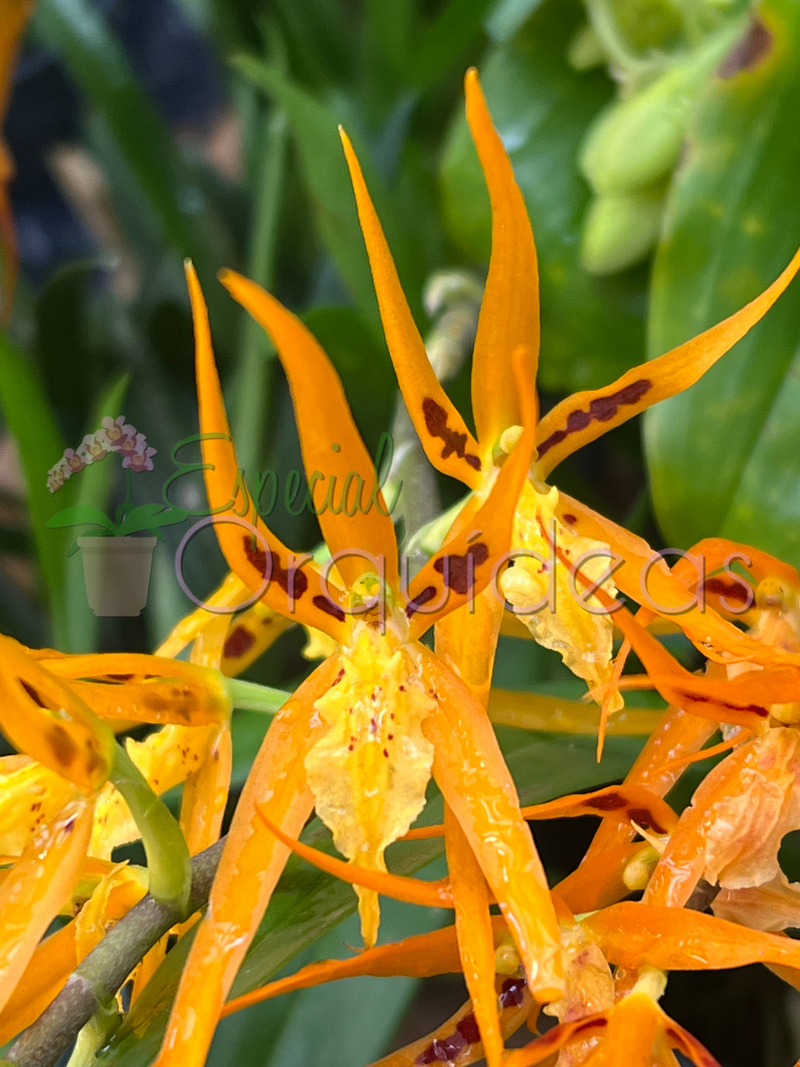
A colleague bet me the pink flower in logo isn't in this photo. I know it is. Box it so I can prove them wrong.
[79,429,112,463]
[116,430,148,458]
[122,439,157,473]
[63,448,86,475]
[102,415,137,451]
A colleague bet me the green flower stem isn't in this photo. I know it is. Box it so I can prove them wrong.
[224,677,291,714]
[5,838,225,1067]
[109,742,192,915]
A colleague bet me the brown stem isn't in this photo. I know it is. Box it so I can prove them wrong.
[5,837,225,1067]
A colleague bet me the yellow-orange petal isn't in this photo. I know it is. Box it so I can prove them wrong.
[256,808,453,908]
[369,983,533,1067]
[555,841,644,914]
[406,346,537,637]
[185,261,348,638]
[535,244,800,477]
[465,68,539,448]
[340,128,482,489]
[583,704,716,865]
[153,656,341,1067]
[444,805,504,1067]
[403,785,676,840]
[219,268,399,591]
[584,901,800,972]
[0,636,114,792]
[421,649,563,1002]
[222,920,504,1017]
[0,797,92,1014]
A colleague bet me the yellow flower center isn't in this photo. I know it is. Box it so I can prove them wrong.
[305,618,435,946]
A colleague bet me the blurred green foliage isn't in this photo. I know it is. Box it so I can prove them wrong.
[2,0,800,1063]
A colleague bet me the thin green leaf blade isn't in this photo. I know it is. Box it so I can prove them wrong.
[0,327,68,642]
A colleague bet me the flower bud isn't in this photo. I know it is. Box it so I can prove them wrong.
[580,189,664,275]
[579,25,741,195]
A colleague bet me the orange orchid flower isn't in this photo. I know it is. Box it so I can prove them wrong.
[341,67,800,722]
[0,634,240,1013]
[150,262,564,1067]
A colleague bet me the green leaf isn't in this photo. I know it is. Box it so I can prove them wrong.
[229,109,288,478]
[408,0,491,92]
[46,505,118,534]
[439,0,646,393]
[0,328,69,642]
[232,56,380,325]
[118,505,188,537]
[645,0,800,564]
[96,726,641,1067]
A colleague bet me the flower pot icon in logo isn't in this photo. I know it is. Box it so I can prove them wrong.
[77,535,158,616]
[46,416,187,617]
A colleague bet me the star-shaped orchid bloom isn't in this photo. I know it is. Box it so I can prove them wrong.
[150,262,565,1067]
[340,69,800,749]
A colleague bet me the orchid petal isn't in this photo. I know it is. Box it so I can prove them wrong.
[465,68,539,447]
[555,842,644,914]
[256,809,452,908]
[445,806,504,1067]
[403,785,676,840]
[153,657,342,1067]
[369,981,532,1067]
[0,636,115,792]
[219,267,399,591]
[421,649,563,1001]
[487,687,662,736]
[340,129,482,488]
[221,921,501,1018]
[583,705,716,864]
[407,345,537,637]
[536,245,800,477]
[0,797,92,1014]
[185,261,347,638]
[584,901,800,973]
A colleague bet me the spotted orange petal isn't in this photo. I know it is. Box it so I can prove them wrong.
[536,244,800,477]
[219,267,399,591]
[406,346,537,638]
[186,262,347,639]
[340,129,483,488]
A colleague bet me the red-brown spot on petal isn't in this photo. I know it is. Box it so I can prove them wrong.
[49,725,78,769]
[406,587,437,618]
[223,626,257,660]
[563,513,577,525]
[456,1013,481,1045]
[538,380,652,457]
[719,18,773,77]
[242,537,309,598]
[585,792,627,811]
[702,577,751,605]
[499,976,526,1008]
[20,680,47,707]
[421,398,481,472]
[433,543,489,596]
[312,595,346,623]
[627,807,666,835]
